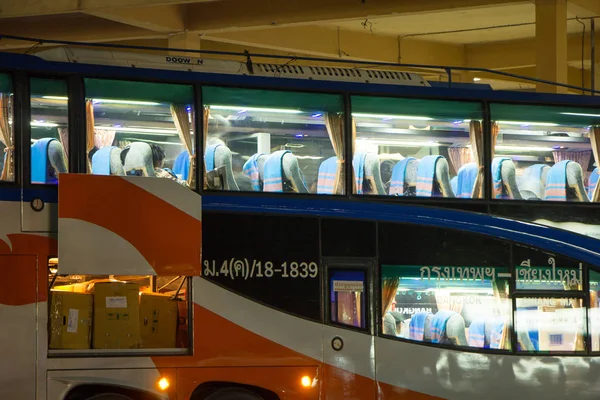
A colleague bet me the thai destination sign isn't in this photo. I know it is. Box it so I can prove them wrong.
[516,257,582,286]
[382,265,510,282]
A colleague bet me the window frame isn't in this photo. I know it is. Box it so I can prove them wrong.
[82,76,198,189]
[0,69,21,187]
[200,84,348,196]
[348,93,489,203]
[376,221,600,356]
[487,99,600,205]
[27,75,72,187]
[324,258,373,334]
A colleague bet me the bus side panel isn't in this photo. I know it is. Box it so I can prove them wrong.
[177,366,320,400]
[0,254,38,400]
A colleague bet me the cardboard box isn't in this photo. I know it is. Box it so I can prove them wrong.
[49,290,93,349]
[139,293,178,348]
[91,282,140,349]
[176,300,189,348]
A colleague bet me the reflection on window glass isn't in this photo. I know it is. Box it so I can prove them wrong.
[589,269,600,351]
[0,73,13,182]
[330,270,366,329]
[203,86,344,194]
[491,103,599,202]
[515,297,585,352]
[381,264,511,350]
[514,245,583,291]
[351,96,484,198]
[85,79,195,188]
[30,78,69,185]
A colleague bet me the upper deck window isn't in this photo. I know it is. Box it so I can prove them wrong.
[30,78,69,185]
[202,86,344,194]
[0,73,14,183]
[491,103,598,202]
[84,79,195,188]
[351,96,484,199]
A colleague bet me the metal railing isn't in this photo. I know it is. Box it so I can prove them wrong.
[1,33,599,95]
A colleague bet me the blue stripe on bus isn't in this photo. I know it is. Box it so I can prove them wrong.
[202,194,600,265]
[4,187,600,265]
[0,187,58,202]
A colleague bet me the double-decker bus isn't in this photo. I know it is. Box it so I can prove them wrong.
[1,43,600,400]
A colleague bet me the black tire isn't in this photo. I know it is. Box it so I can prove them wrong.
[205,388,263,400]
[86,394,133,400]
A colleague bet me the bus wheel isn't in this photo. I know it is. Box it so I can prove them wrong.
[205,388,263,400]
[85,394,133,400]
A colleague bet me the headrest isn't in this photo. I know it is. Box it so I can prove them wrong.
[123,142,155,177]
[243,153,266,191]
[546,160,588,202]
[492,157,521,199]
[588,167,599,199]
[172,150,190,181]
[263,150,308,193]
[31,138,67,184]
[353,151,367,194]
[520,164,550,199]
[416,155,454,197]
[450,176,458,196]
[456,162,478,198]
[317,156,339,194]
[263,150,290,192]
[353,152,385,195]
[92,146,122,175]
[205,143,221,171]
[389,157,417,196]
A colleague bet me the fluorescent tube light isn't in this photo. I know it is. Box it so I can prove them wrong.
[560,112,600,118]
[210,105,303,114]
[353,113,433,121]
[93,99,161,106]
[31,121,58,127]
[497,120,559,127]
[103,126,178,135]
[495,145,554,152]
[41,96,68,101]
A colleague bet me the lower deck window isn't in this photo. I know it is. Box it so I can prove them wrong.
[381,264,511,350]
[514,297,585,352]
[47,258,190,355]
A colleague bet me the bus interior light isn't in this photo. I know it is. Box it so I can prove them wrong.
[560,112,600,118]
[210,105,303,114]
[497,121,559,127]
[352,113,433,121]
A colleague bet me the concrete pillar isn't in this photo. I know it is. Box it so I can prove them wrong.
[535,0,568,93]
[167,32,200,57]
[595,31,600,94]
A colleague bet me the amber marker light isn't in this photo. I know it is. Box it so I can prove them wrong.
[301,376,312,388]
[157,377,170,391]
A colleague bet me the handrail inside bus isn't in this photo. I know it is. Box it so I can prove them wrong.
[2,33,600,95]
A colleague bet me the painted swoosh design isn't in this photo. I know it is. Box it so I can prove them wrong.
[58,174,202,276]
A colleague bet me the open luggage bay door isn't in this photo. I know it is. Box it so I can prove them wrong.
[58,174,202,276]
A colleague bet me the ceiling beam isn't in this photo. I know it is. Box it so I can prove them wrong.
[0,17,162,49]
[204,25,466,66]
[466,31,600,70]
[84,5,185,33]
[187,0,530,33]
[567,0,600,17]
[0,0,213,19]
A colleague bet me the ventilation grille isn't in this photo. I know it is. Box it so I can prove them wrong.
[255,63,426,86]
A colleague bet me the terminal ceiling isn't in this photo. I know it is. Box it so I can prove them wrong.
[0,0,599,92]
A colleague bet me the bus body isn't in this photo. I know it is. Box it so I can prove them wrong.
[1,46,600,400]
